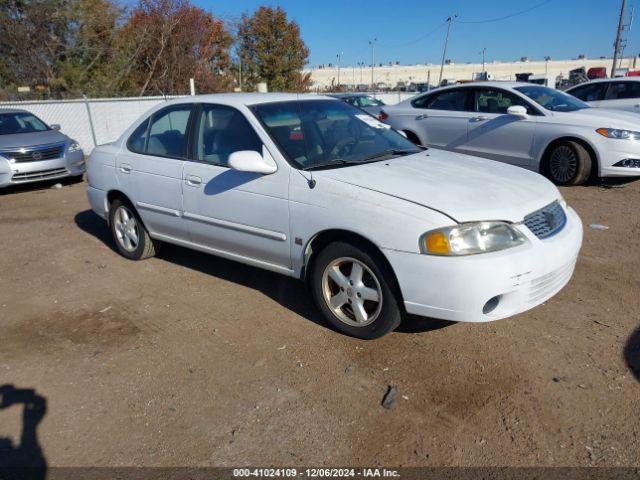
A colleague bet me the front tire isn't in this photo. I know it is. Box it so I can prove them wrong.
[310,241,403,339]
[109,199,157,260]
[545,140,592,186]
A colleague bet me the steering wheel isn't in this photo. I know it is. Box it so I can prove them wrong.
[329,137,357,158]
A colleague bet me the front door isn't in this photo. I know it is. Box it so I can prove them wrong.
[462,88,537,167]
[181,104,291,272]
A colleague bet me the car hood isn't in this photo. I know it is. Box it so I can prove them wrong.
[0,130,69,150]
[553,108,640,128]
[315,150,560,223]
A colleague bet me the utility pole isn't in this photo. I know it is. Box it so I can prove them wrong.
[336,52,343,89]
[369,39,377,90]
[439,15,457,87]
[480,48,486,74]
[612,0,627,77]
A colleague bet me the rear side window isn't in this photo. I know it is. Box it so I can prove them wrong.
[568,83,607,101]
[195,105,262,167]
[475,88,533,114]
[605,81,640,100]
[127,119,149,153]
[147,105,192,158]
[412,89,469,111]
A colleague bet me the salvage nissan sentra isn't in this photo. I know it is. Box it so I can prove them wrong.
[86,94,583,339]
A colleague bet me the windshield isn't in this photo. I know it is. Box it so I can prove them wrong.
[0,112,50,135]
[358,96,384,107]
[514,85,589,112]
[251,100,420,170]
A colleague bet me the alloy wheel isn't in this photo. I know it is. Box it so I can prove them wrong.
[113,205,139,252]
[550,145,578,183]
[321,257,383,327]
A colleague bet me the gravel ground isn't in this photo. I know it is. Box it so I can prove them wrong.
[0,177,639,468]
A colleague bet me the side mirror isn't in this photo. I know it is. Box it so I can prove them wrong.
[229,150,277,175]
[507,105,528,119]
[50,124,61,131]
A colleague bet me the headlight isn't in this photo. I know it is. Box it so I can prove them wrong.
[420,222,527,256]
[596,128,640,140]
[68,141,82,153]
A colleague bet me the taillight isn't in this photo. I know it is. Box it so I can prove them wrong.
[378,110,389,121]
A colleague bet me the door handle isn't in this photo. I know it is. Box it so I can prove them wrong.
[119,164,132,173]
[185,175,202,187]
[415,113,429,120]
[472,116,489,122]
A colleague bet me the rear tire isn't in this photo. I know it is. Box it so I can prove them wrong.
[109,199,157,260]
[310,241,403,339]
[544,140,592,186]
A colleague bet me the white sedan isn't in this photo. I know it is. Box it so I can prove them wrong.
[87,94,582,339]
[380,82,640,185]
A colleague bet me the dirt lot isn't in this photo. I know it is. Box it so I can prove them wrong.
[0,177,639,468]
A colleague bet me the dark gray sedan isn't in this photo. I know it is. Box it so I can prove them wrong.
[327,93,385,117]
[0,108,85,187]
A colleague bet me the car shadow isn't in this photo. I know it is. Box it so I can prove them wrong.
[624,327,640,383]
[0,385,47,480]
[593,176,640,188]
[74,209,453,336]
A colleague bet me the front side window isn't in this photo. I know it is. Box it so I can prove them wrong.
[514,85,589,112]
[605,81,640,100]
[414,89,469,111]
[195,105,262,166]
[475,88,533,114]
[252,100,421,170]
[127,118,149,153]
[145,104,192,158]
[569,83,607,101]
[0,112,49,135]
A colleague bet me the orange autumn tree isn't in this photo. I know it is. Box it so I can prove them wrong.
[119,0,234,95]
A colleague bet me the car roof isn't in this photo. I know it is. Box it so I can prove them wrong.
[327,93,369,98]
[566,77,640,88]
[0,108,30,114]
[165,92,338,107]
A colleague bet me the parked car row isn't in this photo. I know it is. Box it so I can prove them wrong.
[379,81,640,185]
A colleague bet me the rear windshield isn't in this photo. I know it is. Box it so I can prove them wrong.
[0,112,50,135]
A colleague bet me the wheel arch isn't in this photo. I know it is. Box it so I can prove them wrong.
[539,136,600,178]
[301,229,405,305]
[401,129,422,146]
[106,190,135,225]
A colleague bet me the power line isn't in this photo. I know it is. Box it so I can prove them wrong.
[376,21,448,49]
[457,0,553,24]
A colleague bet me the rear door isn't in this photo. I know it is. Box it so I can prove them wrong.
[462,87,538,167]
[118,103,193,240]
[602,81,640,112]
[409,87,474,150]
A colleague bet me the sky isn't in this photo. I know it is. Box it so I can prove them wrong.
[188,0,634,67]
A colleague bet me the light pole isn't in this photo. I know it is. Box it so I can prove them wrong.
[544,56,551,74]
[438,14,457,86]
[336,52,343,89]
[480,47,486,74]
[369,38,377,90]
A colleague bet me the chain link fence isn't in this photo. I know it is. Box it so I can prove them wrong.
[0,92,414,154]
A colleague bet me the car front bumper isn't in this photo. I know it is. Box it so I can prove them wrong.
[0,150,86,187]
[384,206,583,323]
[597,140,640,177]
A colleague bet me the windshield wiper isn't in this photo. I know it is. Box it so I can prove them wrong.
[357,148,420,163]
[303,159,352,171]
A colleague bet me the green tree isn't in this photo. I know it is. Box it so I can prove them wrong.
[236,6,311,92]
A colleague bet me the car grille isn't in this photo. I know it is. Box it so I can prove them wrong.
[1,143,65,163]
[12,167,69,182]
[523,201,567,239]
